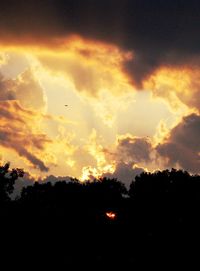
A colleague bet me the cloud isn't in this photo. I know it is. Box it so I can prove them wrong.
[0,53,8,66]
[40,175,72,184]
[100,135,153,185]
[157,113,200,173]
[0,74,16,100]
[106,114,200,177]
[144,67,200,113]
[103,162,144,186]
[116,135,153,164]
[115,115,200,176]
[13,68,46,111]
[0,67,80,176]
[0,0,199,87]
[0,68,61,172]
[79,129,115,181]
[0,68,46,111]
[0,99,77,174]
[35,36,134,97]
[80,131,150,185]
[0,0,200,180]
[0,101,50,171]
[0,35,135,98]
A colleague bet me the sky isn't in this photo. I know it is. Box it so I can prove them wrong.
[0,0,200,186]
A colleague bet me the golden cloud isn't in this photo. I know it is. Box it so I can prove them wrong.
[0,99,77,174]
[0,60,81,175]
[80,131,153,184]
[80,129,115,181]
[0,100,51,171]
[36,36,134,97]
[0,53,8,66]
[0,35,135,98]
[0,67,46,111]
[143,66,200,113]
[13,68,47,111]
[1,34,200,180]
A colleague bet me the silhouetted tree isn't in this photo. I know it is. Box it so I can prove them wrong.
[0,162,24,202]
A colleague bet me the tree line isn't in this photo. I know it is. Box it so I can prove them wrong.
[1,162,200,268]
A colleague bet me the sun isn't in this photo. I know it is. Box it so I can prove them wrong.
[105,211,117,220]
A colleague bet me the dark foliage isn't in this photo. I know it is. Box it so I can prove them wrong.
[0,162,24,202]
[1,166,200,268]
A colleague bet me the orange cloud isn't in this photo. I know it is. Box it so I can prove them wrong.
[80,131,151,185]
[0,99,77,173]
[80,129,115,181]
[0,53,8,66]
[0,100,51,171]
[0,68,46,111]
[0,35,135,98]
[12,68,47,111]
[2,34,200,180]
[143,66,200,113]
[35,36,134,97]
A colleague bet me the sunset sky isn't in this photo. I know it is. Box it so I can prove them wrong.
[0,0,200,185]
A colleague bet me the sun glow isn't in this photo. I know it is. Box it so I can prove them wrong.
[106,211,117,220]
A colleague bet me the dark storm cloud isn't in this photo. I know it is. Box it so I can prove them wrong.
[157,114,200,173]
[103,162,144,187]
[110,115,200,176]
[0,0,199,86]
[117,136,153,163]
[101,136,151,186]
